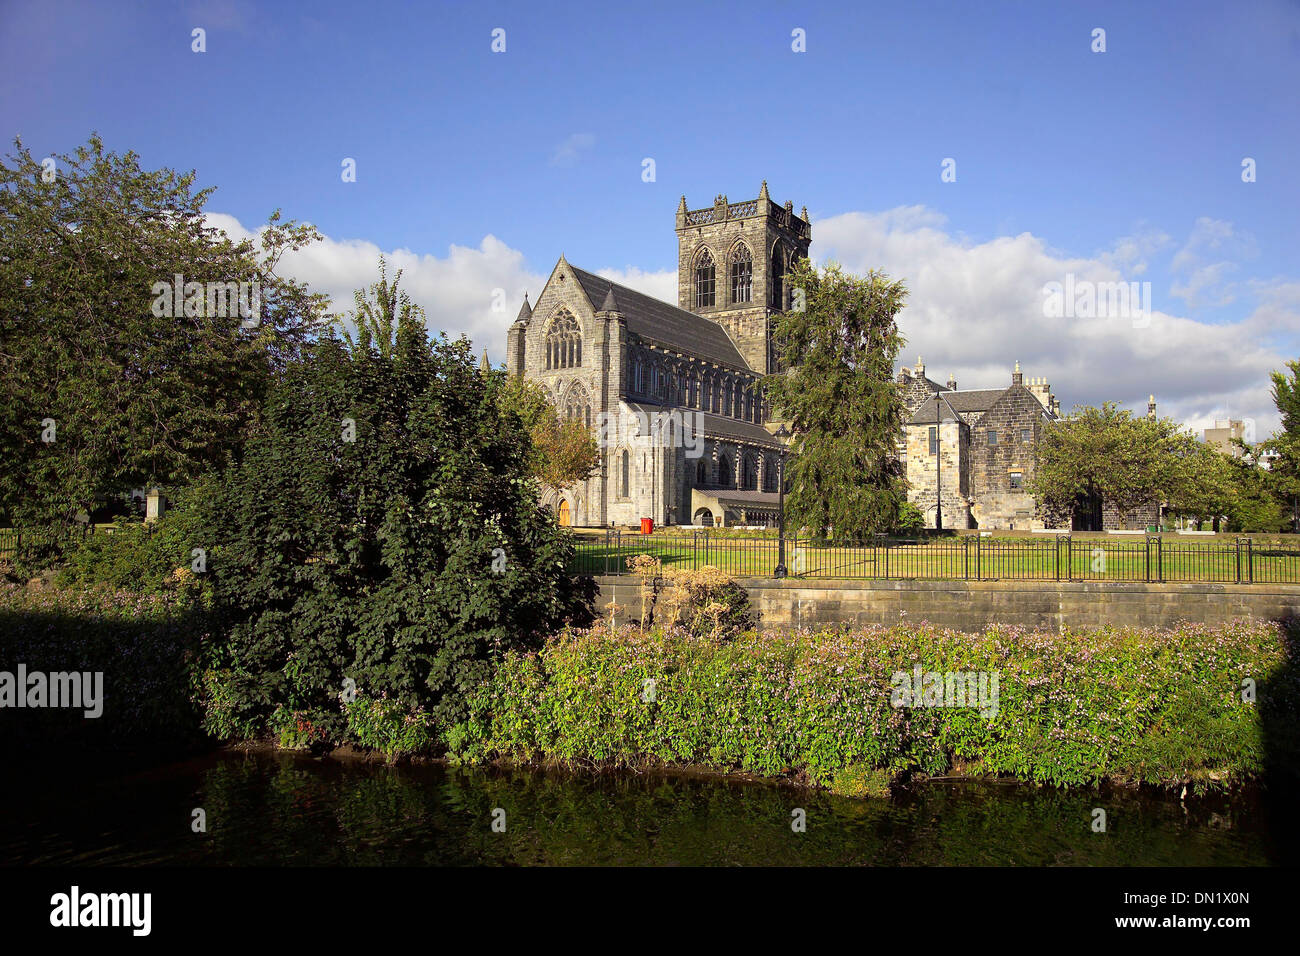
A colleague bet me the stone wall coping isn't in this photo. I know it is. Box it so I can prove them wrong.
[590,574,1300,596]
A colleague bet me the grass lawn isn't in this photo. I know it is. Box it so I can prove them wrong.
[572,534,1300,583]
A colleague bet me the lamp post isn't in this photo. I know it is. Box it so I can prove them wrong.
[933,399,944,531]
[774,423,790,578]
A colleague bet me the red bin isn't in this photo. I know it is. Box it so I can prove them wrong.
[640,517,654,535]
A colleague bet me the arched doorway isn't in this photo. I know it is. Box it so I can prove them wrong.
[558,499,571,527]
[693,507,713,527]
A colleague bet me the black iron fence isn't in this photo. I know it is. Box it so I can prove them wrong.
[571,531,1300,585]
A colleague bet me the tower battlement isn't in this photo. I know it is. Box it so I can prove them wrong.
[674,181,811,374]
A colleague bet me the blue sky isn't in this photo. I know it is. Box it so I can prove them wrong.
[3,0,1299,432]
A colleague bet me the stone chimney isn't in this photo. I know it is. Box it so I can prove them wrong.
[915,355,925,379]
[1012,360,1023,387]
[1027,375,1054,412]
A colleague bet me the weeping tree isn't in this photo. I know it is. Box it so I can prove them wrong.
[763,260,909,539]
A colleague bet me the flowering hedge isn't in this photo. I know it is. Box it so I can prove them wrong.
[446,619,1300,791]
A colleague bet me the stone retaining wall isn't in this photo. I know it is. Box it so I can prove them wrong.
[592,575,1300,633]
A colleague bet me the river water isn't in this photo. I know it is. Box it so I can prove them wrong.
[0,749,1284,866]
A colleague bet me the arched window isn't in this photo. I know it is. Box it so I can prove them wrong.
[620,449,630,497]
[694,249,716,308]
[562,382,591,428]
[742,454,757,491]
[723,379,732,417]
[733,382,743,420]
[730,244,752,304]
[546,311,581,369]
[634,357,644,393]
[769,244,786,310]
[696,459,707,485]
[718,453,733,488]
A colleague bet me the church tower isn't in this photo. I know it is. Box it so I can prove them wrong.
[675,181,811,374]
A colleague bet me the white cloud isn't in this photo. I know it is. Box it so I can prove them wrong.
[205,213,544,364]
[594,266,677,304]
[550,133,596,167]
[814,207,1298,438]
[1168,217,1258,309]
[206,205,1299,440]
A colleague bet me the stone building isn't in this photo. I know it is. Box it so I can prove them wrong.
[900,359,1060,530]
[900,359,1161,530]
[506,183,807,527]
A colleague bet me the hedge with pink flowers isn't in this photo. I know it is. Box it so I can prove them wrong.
[446,619,1300,791]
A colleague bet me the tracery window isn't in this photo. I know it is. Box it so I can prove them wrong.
[694,249,716,309]
[562,382,592,428]
[730,244,752,304]
[545,311,581,369]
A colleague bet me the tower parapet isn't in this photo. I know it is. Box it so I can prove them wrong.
[675,182,811,375]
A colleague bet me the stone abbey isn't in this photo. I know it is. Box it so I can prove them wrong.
[507,185,1153,531]
[507,182,806,528]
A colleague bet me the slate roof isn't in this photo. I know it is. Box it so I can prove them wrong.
[623,403,782,447]
[698,490,781,507]
[569,266,750,370]
[907,388,1006,425]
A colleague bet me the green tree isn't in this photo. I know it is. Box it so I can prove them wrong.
[494,375,599,490]
[1031,403,1211,529]
[1264,360,1300,530]
[204,278,590,739]
[0,134,329,532]
[332,255,424,358]
[763,261,908,539]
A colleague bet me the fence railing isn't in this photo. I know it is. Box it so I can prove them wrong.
[570,532,1300,585]
[0,524,96,561]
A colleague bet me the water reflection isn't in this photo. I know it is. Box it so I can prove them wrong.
[0,750,1279,866]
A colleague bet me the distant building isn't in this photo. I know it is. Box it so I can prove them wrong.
[900,361,1159,531]
[1204,419,1249,457]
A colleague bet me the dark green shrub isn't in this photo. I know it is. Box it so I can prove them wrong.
[202,328,591,744]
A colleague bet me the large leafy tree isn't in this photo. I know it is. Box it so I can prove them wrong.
[0,134,328,528]
[1031,403,1217,528]
[494,375,598,490]
[763,260,908,538]
[205,270,590,737]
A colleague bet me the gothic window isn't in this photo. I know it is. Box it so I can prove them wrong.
[733,382,743,420]
[718,453,732,488]
[562,382,592,428]
[696,459,707,485]
[694,249,716,308]
[620,449,630,497]
[769,245,786,309]
[634,357,644,393]
[723,380,732,417]
[546,311,581,369]
[730,244,753,304]
[742,454,757,490]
